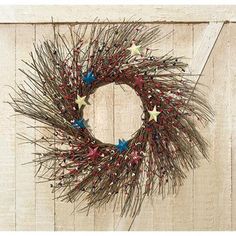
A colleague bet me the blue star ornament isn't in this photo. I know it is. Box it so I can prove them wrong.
[72,119,86,129]
[83,71,96,85]
[116,139,128,152]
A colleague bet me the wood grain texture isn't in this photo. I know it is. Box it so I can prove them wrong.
[113,84,144,231]
[73,24,95,231]
[190,22,223,80]
[35,24,55,231]
[211,24,232,230]
[229,23,236,230]
[0,6,236,23]
[15,24,36,231]
[54,25,75,231]
[0,24,16,231]
[94,84,114,230]
[172,24,194,231]
[152,24,174,231]
[75,86,95,231]
[0,22,234,231]
[192,24,215,230]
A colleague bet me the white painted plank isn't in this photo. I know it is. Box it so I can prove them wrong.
[113,84,144,231]
[54,25,75,231]
[0,25,16,230]
[0,6,234,23]
[15,24,36,230]
[152,24,174,231]
[172,23,194,230]
[193,24,218,230]
[229,22,236,231]
[35,24,55,231]
[211,24,231,230]
[94,84,114,231]
[75,83,95,231]
[190,22,224,78]
[0,21,234,231]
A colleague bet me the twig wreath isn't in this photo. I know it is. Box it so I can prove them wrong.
[9,22,213,218]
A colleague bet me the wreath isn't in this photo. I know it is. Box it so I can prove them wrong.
[9,22,213,218]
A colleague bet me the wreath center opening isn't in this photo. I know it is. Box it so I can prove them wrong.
[83,83,143,145]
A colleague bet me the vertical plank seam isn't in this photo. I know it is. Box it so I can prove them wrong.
[171,24,174,231]
[112,83,115,230]
[190,22,224,83]
[93,93,95,231]
[172,24,175,229]
[227,23,231,230]
[34,23,37,231]
[228,23,233,230]
[113,83,115,145]
[192,23,195,231]
[14,23,17,231]
[224,23,232,230]
[73,202,75,230]
[53,23,56,231]
[190,23,194,231]
[172,23,194,230]
[212,51,216,230]
[72,25,76,231]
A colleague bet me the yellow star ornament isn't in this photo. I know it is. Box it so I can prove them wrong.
[127,43,141,56]
[148,106,161,122]
[75,95,88,109]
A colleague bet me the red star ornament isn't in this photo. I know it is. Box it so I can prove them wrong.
[130,151,141,165]
[87,147,100,161]
[134,76,144,89]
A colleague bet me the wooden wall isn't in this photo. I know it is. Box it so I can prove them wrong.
[0,6,235,230]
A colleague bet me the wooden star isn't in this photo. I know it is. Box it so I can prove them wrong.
[148,106,161,122]
[130,151,141,165]
[87,147,100,161]
[127,43,141,56]
[134,76,145,89]
[83,71,96,84]
[75,95,87,109]
[72,119,86,129]
[116,139,128,153]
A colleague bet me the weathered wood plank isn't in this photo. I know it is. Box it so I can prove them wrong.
[230,22,236,231]
[0,21,234,231]
[94,84,114,230]
[15,24,36,230]
[54,25,75,231]
[192,23,218,230]
[74,87,95,231]
[0,6,235,23]
[152,24,174,231]
[113,84,144,231]
[211,24,231,230]
[190,22,224,79]
[35,24,55,231]
[172,23,194,230]
[0,24,16,231]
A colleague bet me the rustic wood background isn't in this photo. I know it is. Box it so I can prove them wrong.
[0,5,235,231]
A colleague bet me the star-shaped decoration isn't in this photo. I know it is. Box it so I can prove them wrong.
[72,119,86,129]
[134,76,145,89]
[116,139,128,153]
[127,43,141,56]
[148,106,161,122]
[83,71,96,85]
[75,95,88,109]
[87,147,100,161]
[130,151,141,165]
